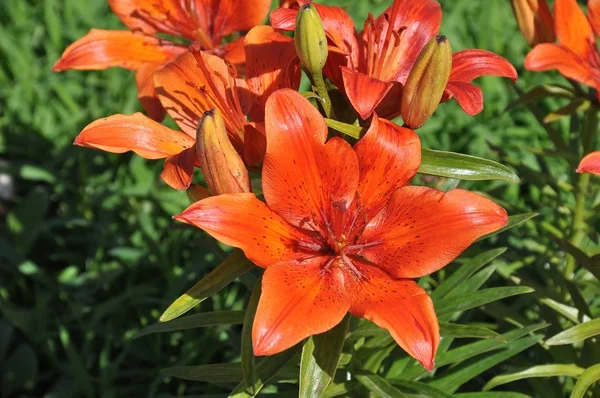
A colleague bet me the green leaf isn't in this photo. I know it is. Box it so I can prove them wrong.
[230,346,301,397]
[300,315,350,398]
[161,363,243,383]
[544,98,591,123]
[160,250,255,322]
[454,393,530,398]
[135,311,245,338]
[439,322,506,342]
[477,213,540,241]
[241,280,261,395]
[388,379,453,398]
[435,286,534,316]
[432,248,507,300]
[571,363,600,398]
[545,317,600,346]
[419,148,520,183]
[483,364,584,391]
[355,374,409,398]
[507,84,575,110]
[324,118,362,139]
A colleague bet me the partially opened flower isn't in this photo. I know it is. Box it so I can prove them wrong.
[526,0,600,100]
[577,151,600,175]
[74,26,300,190]
[174,89,508,369]
[272,0,517,121]
[53,0,271,120]
[510,0,555,46]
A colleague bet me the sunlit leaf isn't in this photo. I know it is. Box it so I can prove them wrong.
[435,286,534,316]
[439,322,505,341]
[135,311,244,338]
[483,364,584,391]
[545,318,600,346]
[571,364,600,398]
[356,374,409,398]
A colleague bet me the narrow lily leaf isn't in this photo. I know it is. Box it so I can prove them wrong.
[160,250,254,322]
[544,98,590,123]
[483,364,584,391]
[300,315,350,398]
[507,84,575,110]
[432,248,507,300]
[435,286,534,316]
[545,317,600,346]
[454,393,530,398]
[230,346,301,397]
[430,334,544,393]
[419,148,520,183]
[439,322,506,342]
[323,382,361,398]
[241,280,261,395]
[135,310,245,338]
[477,213,539,242]
[571,364,600,398]
[355,374,409,398]
[324,118,362,139]
[161,363,243,383]
[388,379,453,398]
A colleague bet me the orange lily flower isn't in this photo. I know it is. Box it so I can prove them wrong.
[52,0,272,120]
[74,26,300,189]
[526,0,600,100]
[577,151,600,175]
[174,89,508,369]
[272,0,517,120]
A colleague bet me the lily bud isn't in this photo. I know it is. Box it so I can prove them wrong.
[186,184,211,203]
[401,35,452,129]
[196,109,250,195]
[294,4,328,75]
[510,0,554,46]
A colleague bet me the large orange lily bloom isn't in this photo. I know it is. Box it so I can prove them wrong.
[53,0,271,120]
[577,151,600,174]
[74,26,300,189]
[272,0,517,120]
[174,89,508,370]
[526,0,600,100]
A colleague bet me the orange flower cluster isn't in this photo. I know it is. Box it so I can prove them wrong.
[54,0,516,370]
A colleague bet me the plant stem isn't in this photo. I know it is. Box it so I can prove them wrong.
[310,71,335,119]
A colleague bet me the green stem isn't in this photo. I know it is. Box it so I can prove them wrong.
[310,71,335,119]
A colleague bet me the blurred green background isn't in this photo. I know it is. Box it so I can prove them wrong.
[1,0,598,397]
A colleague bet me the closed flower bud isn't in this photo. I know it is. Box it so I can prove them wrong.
[401,35,452,129]
[186,183,211,203]
[196,109,250,195]
[294,4,328,75]
[510,0,554,46]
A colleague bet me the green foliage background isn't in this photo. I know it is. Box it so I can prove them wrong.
[1,0,598,397]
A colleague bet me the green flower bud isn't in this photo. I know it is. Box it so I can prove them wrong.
[294,4,328,75]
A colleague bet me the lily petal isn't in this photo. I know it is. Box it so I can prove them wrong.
[52,29,183,71]
[153,50,246,147]
[174,193,313,267]
[253,258,350,356]
[588,0,600,38]
[358,186,508,278]
[208,0,272,39]
[554,0,595,58]
[74,113,194,159]
[354,114,421,218]
[450,50,517,83]
[135,63,167,121]
[341,67,394,120]
[525,43,599,87]
[263,89,360,232]
[245,26,301,122]
[444,81,484,116]
[161,146,197,189]
[577,151,600,175]
[348,264,438,371]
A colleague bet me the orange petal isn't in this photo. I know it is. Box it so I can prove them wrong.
[108,0,157,33]
[357,186,508,278]
[589,0,600,38]
[243,123,266,168]
[450,50,517,83]
[554,0,596,58]
[214,37,246,72]
[525,43,599,87]
[245,26,301,122]
[74,113,194,159]
[348,264,439,371]
[161,146,197,189]
[153,50,246,147]
[354,114,421,218]
[52,29,183,71]
[207,0,272,39]
[135,63,166,121]
[341,67,393,120]
[253,258,350,356]
[173,193,315,267]
[263,89,359,232]
[577,151,600,175]
[444,81,484,116]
